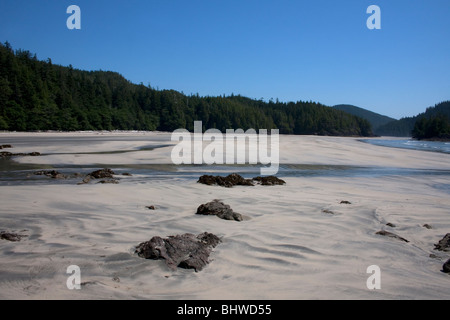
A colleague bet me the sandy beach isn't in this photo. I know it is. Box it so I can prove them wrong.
[0,132,449,300]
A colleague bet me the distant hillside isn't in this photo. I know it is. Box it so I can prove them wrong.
[418,101,450,118]
[412,101,450,140]
[0,42,373,136]
[376,101,450,137]
[375,117,416,137]
[333,104,396,132]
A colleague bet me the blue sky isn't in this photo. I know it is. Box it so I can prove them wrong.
[0,0,449,119]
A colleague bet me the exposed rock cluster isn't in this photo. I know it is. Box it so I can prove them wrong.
[135,232,221,272]
[197,173,285,188]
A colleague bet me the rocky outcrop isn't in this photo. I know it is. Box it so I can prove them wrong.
[0,231,26,242]
[252,176,286,186]
[197,173,285,188]
[135,232,221,272]
[34,170,66,179]
[198,173,254,188]
[375,230,409,243]
[79,168,118,184]
[89,168,115,179]
[443,258,450,273]
[0,151,40,158]
[434,233,450,252]
[196,200,243,221]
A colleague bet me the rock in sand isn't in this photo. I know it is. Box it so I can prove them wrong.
[197,173,254,188]
[135,232,221,272]
[197,173,286,188]
[252,176,286,185]
[89,168,115,179]
[79,168,118,184]
[196,199,243,221]
[0,151,40,158]
[376,230,409,243]
[1,231,26,242]
[443,258,450,273]
[34,170,66,179]
[434,233,450,252]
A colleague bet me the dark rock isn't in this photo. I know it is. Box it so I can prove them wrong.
[53,173,66,179]
[0,151,40,158]
[225,173,254,186]
[1,144,12,149]
[322,209,335,215]
[376,230,409,243]
[34,170,66,179]
[97,179,119,184]
[135,232,221,272]
[198,173,254,188]
[0,151,12,158]
[78,175,92,184]
[89,168,115,179]
[252,176,286,186]
[197,175,217,185]
[79,168,117,184]
[386,223,396,228]
[434,233,450,252]
[198,173,286,188]
[196,199,243,221]
[443,258,450,273]
[1,231,26,242]
[197,175,222,186]
[423,224,433,229]
[122,172,132,176]
[340,201,352,204]
[146,205,156,210]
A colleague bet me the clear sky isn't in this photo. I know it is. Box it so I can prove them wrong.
[0,0,449,119]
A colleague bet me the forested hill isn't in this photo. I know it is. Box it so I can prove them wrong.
[0,42,372,136]
[376,101,450,137]
[333,104,396,132]
[412,101,450,140]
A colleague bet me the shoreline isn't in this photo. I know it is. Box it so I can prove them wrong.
[416,137,450,142]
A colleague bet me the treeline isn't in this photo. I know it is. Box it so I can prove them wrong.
[376,101,450,138]
[412,101,450,140]
[0,42,372,136]
[375,117,416,137]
